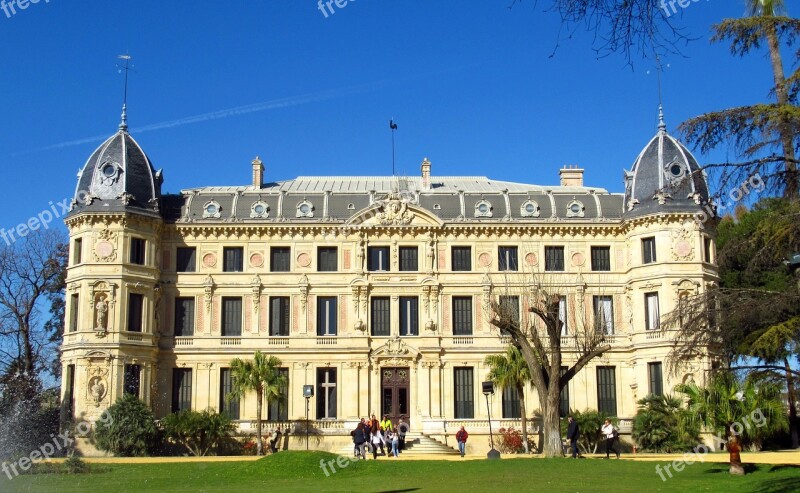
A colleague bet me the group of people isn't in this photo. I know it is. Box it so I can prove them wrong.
[267,426,290,454]
[566,417,621,459]
[351,414,408,459]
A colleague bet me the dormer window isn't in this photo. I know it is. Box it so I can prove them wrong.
[475,200,492,218]
[347,203,355,210]
[520,199,540,218]
[566,199,585,218]
[297,200,314,218]
[203,200,221,218]
[433,204,441,210]
[250,201,270,218]
[97,161,122,186]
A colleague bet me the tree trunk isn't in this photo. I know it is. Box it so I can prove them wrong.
[766,22,798,200]
[785,358,799,449]
[540,383,563,457]
[518,384,529,453]
[256,388,264,456]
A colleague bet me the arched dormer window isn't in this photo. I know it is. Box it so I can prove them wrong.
[296,200,314,218]
[474,200,492,218]
[566,199,585,218]
[203,200,221,219]
[250,200,270,219]
[520,199,540,218]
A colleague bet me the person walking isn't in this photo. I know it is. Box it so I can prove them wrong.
[397,418,408,451]
[369,414,385,455]
[381,414,393,452]
[353,422,368,459]
[601,419,620,459]
[456,426,468,458]
[371,428,384,460]
[566,416,580,458]
[389,427,400,457]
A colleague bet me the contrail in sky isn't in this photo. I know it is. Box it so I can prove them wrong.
[14,82,375,156]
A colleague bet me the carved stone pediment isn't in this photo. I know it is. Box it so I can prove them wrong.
[345,194,444,228]
[371,336,420,361]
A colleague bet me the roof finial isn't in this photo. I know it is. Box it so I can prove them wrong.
[117,54,132,132]
[658,104,666,134]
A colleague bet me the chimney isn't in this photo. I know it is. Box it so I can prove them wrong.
[252,156,264,189]
[559,165,584,187]
[421,157,431,190]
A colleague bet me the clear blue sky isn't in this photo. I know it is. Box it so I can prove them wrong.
[0,1,784,230]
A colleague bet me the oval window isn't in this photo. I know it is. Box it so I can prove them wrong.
[101,164,116,177]
[525,203,536,213]
[570,203,581,213]
[670,164,683,177]
[254,204,266,215]
[206,204,218,215]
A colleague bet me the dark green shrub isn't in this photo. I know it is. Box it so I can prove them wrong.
[162,409,235,456]
[632,394,700,452]
[64,455,89,474]
[93,394,157,457]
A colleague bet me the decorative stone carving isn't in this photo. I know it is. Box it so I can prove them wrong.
[93,229,117,262]
[571,252,585,267]
[299,275,310,311]
[251,275,262,312]
[478,252,492,267]
[671,221,696,261]
[202,252,217,268]
[204,275,215,314]
[376,193,414,225]
[524,252,537,266]
[94,298,108,333]
[249,252,264,268]
[297,252,312,268]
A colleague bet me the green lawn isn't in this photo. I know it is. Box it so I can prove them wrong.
[3,452,800,493]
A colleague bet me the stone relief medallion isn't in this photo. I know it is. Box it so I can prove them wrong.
[249,252,264,268]
[478,252,492,267]
[94,241,114,260]
[524,252,537,266]
[88,376,107,406]
[202,253,217,268]
[296,252,312,268]
[674,240,693,260]
[571,252,585,267]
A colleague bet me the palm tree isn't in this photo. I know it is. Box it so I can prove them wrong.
[484,345,532,453]
[227,351,287,455]
[676,372,787,474]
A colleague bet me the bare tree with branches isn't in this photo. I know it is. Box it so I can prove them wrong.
[487,269,614,457]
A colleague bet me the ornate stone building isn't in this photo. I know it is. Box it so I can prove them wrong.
[60,108,717,453]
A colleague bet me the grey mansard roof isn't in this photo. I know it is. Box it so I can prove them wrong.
[623,110,710,219]
[162,176,625,223]
[69,112,163,218]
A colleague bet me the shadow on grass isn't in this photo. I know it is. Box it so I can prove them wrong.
[376,489,421,493]
[701,463,759,474]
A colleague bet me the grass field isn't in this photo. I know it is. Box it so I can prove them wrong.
[3,451,800,493]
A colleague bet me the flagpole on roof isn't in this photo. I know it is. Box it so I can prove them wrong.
[390,118,398,177]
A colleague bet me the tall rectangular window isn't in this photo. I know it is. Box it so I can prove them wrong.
[69,293,79,333]
[452,297,473,336]
[593,295,614,335]
[268,368,289,421]
[648,362,664,397]
[596,366,617,417]
[220,368,240,420]
[73,238,82,265]
[642,237,657,264]
[453,367,474,419]
[223,247,244,272]
[174,297,195,337]
[703,237,713,263]
[645,292,660,331]
[452,246,472,271]
[64,364,75,420]
[558,296,568,335]
[176,247,196,273]
[399,296,419,336]
[316,368,337,419]
[545,246,565,271]
[130,238,146,265]
[591,246,611,271]
[498,246,518,271]
[221,297,242,337]
[172,368,192,412]
[502,385,521,419]
[127,293,143,333]
[317,247,338,272]
[270,247,291,272]
[316,297,337,336]
[371,297,391,336]
[499,295,520,329]
[124,364,141,397]
[399,247,418,272]
[559,366,570,418]
[269,297,290,336]
[368,246,390,271]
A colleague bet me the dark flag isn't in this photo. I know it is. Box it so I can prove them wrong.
[390,119,398,130]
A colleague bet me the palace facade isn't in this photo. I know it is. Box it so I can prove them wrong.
[60,109,717,453]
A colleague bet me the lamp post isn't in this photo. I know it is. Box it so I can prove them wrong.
[303,385,314,451]
[482,381,501,459]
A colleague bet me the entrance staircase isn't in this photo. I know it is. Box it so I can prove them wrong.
[339,432,460,457]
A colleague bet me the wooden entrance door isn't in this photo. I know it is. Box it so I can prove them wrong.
[381,367,410,427]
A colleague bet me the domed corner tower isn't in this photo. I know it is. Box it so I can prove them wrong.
[61,108,165,436]
[621,107,718,392]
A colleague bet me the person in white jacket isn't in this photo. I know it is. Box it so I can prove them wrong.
[601,419,620,459]
[371,429,384,460]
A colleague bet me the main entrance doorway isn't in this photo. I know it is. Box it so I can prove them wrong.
[381,367,410,427]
